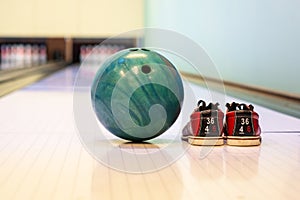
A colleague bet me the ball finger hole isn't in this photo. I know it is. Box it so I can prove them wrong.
[141,65,151,74]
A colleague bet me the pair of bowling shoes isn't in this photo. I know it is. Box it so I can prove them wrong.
[182,100,261,146]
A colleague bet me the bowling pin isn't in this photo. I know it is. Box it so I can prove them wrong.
[80,45,86,63]
[11,44,17,68]
[24,44,32,66]
[32,45,39,64]
[39,45,47,64]
[1,45,7,63]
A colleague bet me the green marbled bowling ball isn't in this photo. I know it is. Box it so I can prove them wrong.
[91,48,184,142]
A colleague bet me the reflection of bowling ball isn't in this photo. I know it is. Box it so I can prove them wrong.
[91,48,184,142]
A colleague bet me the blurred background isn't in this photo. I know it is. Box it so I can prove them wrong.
[0,0,299,95]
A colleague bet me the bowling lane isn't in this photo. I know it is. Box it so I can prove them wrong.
[0,65,300,200]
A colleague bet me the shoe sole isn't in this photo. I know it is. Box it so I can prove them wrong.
[185,136,224,146]
[226,136,261,146]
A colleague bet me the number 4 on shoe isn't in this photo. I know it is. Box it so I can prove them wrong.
[224,102,261,146]
[182,100,224,146]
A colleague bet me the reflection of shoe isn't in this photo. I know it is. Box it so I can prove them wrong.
[224,102,261,146]
[182,100,224,146]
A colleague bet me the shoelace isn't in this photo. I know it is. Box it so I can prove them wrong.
[226,102,254,112]
[196,100,220,112]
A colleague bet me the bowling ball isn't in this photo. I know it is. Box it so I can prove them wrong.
[91,48,184,142]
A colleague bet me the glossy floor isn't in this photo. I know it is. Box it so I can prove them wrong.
[0,65,299,200]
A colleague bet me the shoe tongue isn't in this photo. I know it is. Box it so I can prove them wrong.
[197,100,207,111]
[226,102,238,111]
[197,100,220,112]
[226,102,255,112]
[238,103,250,111]
[237,103,255,111]
[204,102,219,111]
[210,103,219,110]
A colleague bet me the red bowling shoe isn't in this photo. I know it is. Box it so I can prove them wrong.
[224,102,261,146]
[182,100,224,146]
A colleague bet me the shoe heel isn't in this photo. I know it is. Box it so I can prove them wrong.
[226,136,261,146]
[188,136,224,146]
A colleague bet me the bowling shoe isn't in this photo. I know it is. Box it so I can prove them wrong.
[182,100,224,146]
[223,102,261,146]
